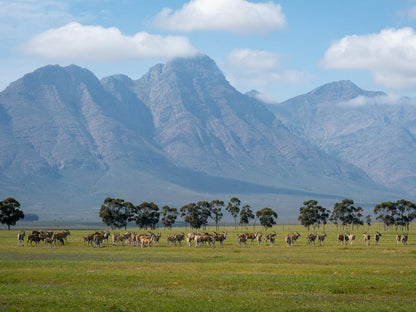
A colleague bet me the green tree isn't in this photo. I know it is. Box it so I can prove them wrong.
[330,199,363,230]
[239,204,254,230]
[256,207,278,231]
[132,202,160,230]
[180,203,206,229]
[161,205,179,230]
[197,201,211,230]
[226,197,241,230]
[375,199,416,231]
[210,199,224,231]
[99,197,132,230]
[298,200,329,231]
[374,201,395,230]
[0,197,24,230]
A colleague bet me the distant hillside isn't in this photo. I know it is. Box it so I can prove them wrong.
[0,57,402,220]
[267,80,416,196]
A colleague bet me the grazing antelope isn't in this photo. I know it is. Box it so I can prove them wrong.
[186,233,196,247]
[44,238,54,247]
[374,232,382,245]
[256,233,262,246]
[175,233,185,246]
[363,233,371,246]
[27,233,41,246]
[396,234,401,245]
[17,232,25,246]
[140,236,153,248]
[213,232,227,248]
[307,233,317,246]
[318,233,326,246]
[265,232,276,246]
[244,233,258,245]
[52,230,71,244]
[337,234,345,245]
[167,234,178,247]
[93,233,104,248]
[401,234,408,245]
[196,234,215,248]
[237,234,247,247]
[286,232,301,247]
[347,234,355,245]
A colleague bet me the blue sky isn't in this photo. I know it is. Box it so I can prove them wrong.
[2,0,416,102]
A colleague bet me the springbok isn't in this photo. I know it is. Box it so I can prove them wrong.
[237,234,247,247]
[396,234,401,245]
[318,233,326,246]
[307,233,317,246]
[214,232,227,248]
[52,230,71,244]
[337,234,345,245]
[265,232,276,246]
[401,234,408,245]
[256,233,262,246]
[363,233,371,246]
[186,233,196,247]
[17,232,25,246]
[374,232,382,245]
[347,234,355,245]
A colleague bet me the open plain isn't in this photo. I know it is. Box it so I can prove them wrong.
[1,225,415,312]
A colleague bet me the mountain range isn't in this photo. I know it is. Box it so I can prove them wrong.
[0,54,411,221]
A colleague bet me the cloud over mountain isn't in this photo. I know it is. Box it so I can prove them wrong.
[322,27,416,89]
[24,22,198,61]
[153,0,286,34]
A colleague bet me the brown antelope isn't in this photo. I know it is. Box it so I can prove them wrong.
[244,233,258,245]
[286,232,301,247]
[167,234,178,247]
[401,234,408,245]
[396,234,401,245]
[52,230,71,244]
[44,237,54,247]
[196,234,215,248]
[214,232,227,248]
[347,234,355,245]
[186,233,196,247]
[374,232,382,245]
[92,233,104,248]
[307,233,317,246]
[17,232,25,246]
[256,233,262,246]
[27,233,41,246]
[318,233,326,246]
[337,234,344,245]
[265,232,276,246]
[237,234,247,247]
[175,233,185,246]
[363,233,371,246]
[140,236,153,248]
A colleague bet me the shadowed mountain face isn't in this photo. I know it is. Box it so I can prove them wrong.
[267,80,416,196]
[0,56,400,220]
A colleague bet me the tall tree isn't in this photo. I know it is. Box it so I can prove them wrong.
[239,204,254,230]
[161,205,179,230]
[210,199,224,231]
[0,197,24,230]
[375,199,416,230]
[330,199,363,230]
[133,202,160,230]
[298,200,329,231]
[226,197,241,230]
[180,203,206,230]
[256,207,278,231]
[99,197,132,230]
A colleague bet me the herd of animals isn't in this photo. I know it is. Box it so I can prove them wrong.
[16,230,409,248]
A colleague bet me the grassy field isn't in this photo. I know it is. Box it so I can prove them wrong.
[0,225,415,311]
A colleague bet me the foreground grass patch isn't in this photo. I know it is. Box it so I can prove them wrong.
[1,226,416,311]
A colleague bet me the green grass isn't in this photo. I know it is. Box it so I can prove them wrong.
[1,225,416,311]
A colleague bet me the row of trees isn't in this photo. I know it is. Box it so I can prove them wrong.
[298,198,416,231]
[99,197,278,231]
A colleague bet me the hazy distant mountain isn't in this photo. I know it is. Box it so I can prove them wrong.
[267,80,416,196]
[0,57,400,220]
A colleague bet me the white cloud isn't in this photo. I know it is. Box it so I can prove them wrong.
[337,93,404,107]
[322,27,416,89]
[23,22,198,61]
[153,0,286,35]
[225,48,310,102]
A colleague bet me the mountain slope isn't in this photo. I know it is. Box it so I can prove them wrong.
[0,60,397,220]
[268,81,416,195]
